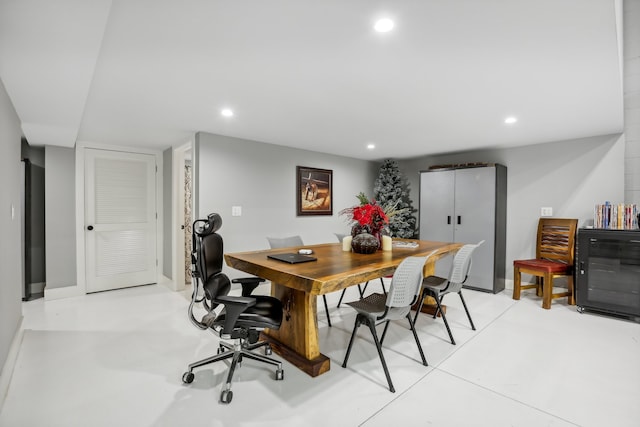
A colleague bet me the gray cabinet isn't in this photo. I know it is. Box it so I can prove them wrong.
[419,164,506,293]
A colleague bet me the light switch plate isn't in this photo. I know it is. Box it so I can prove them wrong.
[232,206,242,217]
[540,207,553,217]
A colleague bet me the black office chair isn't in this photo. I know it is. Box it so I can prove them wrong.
[182,214,284,404]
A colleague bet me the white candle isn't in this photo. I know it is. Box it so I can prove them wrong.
[342,235,353,251]
[382,235,392,251]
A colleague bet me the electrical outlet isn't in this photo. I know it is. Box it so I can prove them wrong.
[540,207,553,217]
[232,206,242,217]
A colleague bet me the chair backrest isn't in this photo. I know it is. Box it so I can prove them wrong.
[189,214,231,325]
[193,213,224,281]
[447,240,484,292]
[267,235,304,249]
[386,252,436,308]
[535,218,578,264]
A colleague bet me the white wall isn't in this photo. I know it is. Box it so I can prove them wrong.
[399,133,625,285]
[0,77,23,392]
[195,132,378,278]
[44,146,76,289]
[162,148,172,279]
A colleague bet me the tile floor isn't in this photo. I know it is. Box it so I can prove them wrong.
[1,282,639,427]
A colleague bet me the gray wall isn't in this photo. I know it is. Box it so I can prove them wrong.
[0,77,23,375]
[195,132,378,278]
[44,146,77,289]
[399,133,625,284]
[162,148,172,279]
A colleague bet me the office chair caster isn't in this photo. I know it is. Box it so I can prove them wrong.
[182,371,194,384]
[220,389,233,404]
[275,369,284,380]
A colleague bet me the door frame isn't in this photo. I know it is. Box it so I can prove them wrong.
[72,141,163,297]
[171,140,193,292]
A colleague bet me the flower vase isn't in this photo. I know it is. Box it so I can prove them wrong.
[351,233,379,254]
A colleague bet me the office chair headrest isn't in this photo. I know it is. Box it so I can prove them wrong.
[195,213,223,236]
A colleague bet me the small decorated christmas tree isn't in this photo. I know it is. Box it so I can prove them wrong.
[373,159,417,238]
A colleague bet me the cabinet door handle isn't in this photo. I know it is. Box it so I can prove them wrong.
[447,215,451,225]
[457,216,461,225]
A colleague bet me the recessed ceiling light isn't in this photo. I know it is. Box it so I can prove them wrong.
[374,18,394,33]
[221,108,234,117]
[367,143,376,150]
[504,116,517,124]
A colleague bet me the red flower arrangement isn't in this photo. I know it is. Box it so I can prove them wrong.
[340,193,389,237]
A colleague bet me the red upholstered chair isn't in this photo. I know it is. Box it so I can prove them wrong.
[513,218,578,309]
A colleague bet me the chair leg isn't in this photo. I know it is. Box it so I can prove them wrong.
[239,348,283,370]
[380,320,391,345]
[412,288,428,326]
[337,284,364,308]
[458,291,475,330]
[379,277,387,295]
[535,276,543,297]
[513,266,522,300]
[361,281,370,296]
[342,314,363,368]
[436,295,456,345]
[366,320,395,393]
[187,346,235,373]
[322,295,332,327]
[542,273,553,309]
[222,351,243,393]
[406,314,428,366]
[567,275,576,305]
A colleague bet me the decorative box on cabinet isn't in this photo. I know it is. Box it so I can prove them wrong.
[576,228,640,319]
[419,164,506,293]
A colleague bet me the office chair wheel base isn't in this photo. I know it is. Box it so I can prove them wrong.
[275,369,284,381]
[265,345,272,356]
[220,389,233,404]
[182,372,194,384]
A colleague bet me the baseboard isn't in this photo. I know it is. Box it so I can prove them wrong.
[158,275,181,291]
[504,278,514,291]
[44,285,84,301]
[0,317,24,411]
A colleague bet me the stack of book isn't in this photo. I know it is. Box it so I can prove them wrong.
[594,202,638,229]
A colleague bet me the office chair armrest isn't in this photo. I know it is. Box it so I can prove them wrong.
[215,295,257,335]
[232,277,266,296]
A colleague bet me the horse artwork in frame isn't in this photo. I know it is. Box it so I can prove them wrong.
[296,166,333,216]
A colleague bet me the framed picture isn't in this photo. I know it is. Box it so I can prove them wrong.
[296,166,333,216]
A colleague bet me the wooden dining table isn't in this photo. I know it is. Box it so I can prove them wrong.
[224,239,462,377]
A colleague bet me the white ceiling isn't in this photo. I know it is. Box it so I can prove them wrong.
[0,0,624,160]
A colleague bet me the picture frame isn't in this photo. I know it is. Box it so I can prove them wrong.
[296,166,333,216]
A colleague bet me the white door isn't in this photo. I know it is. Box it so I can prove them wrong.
[85,149,157,293]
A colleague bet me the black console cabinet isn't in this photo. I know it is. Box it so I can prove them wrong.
[576,229,640,319]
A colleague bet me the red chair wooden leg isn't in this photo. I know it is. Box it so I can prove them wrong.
[513,267,521,300]
[542,272,553,309]
[567,275,576,305]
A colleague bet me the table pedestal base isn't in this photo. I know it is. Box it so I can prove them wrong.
[261,332,330,377]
